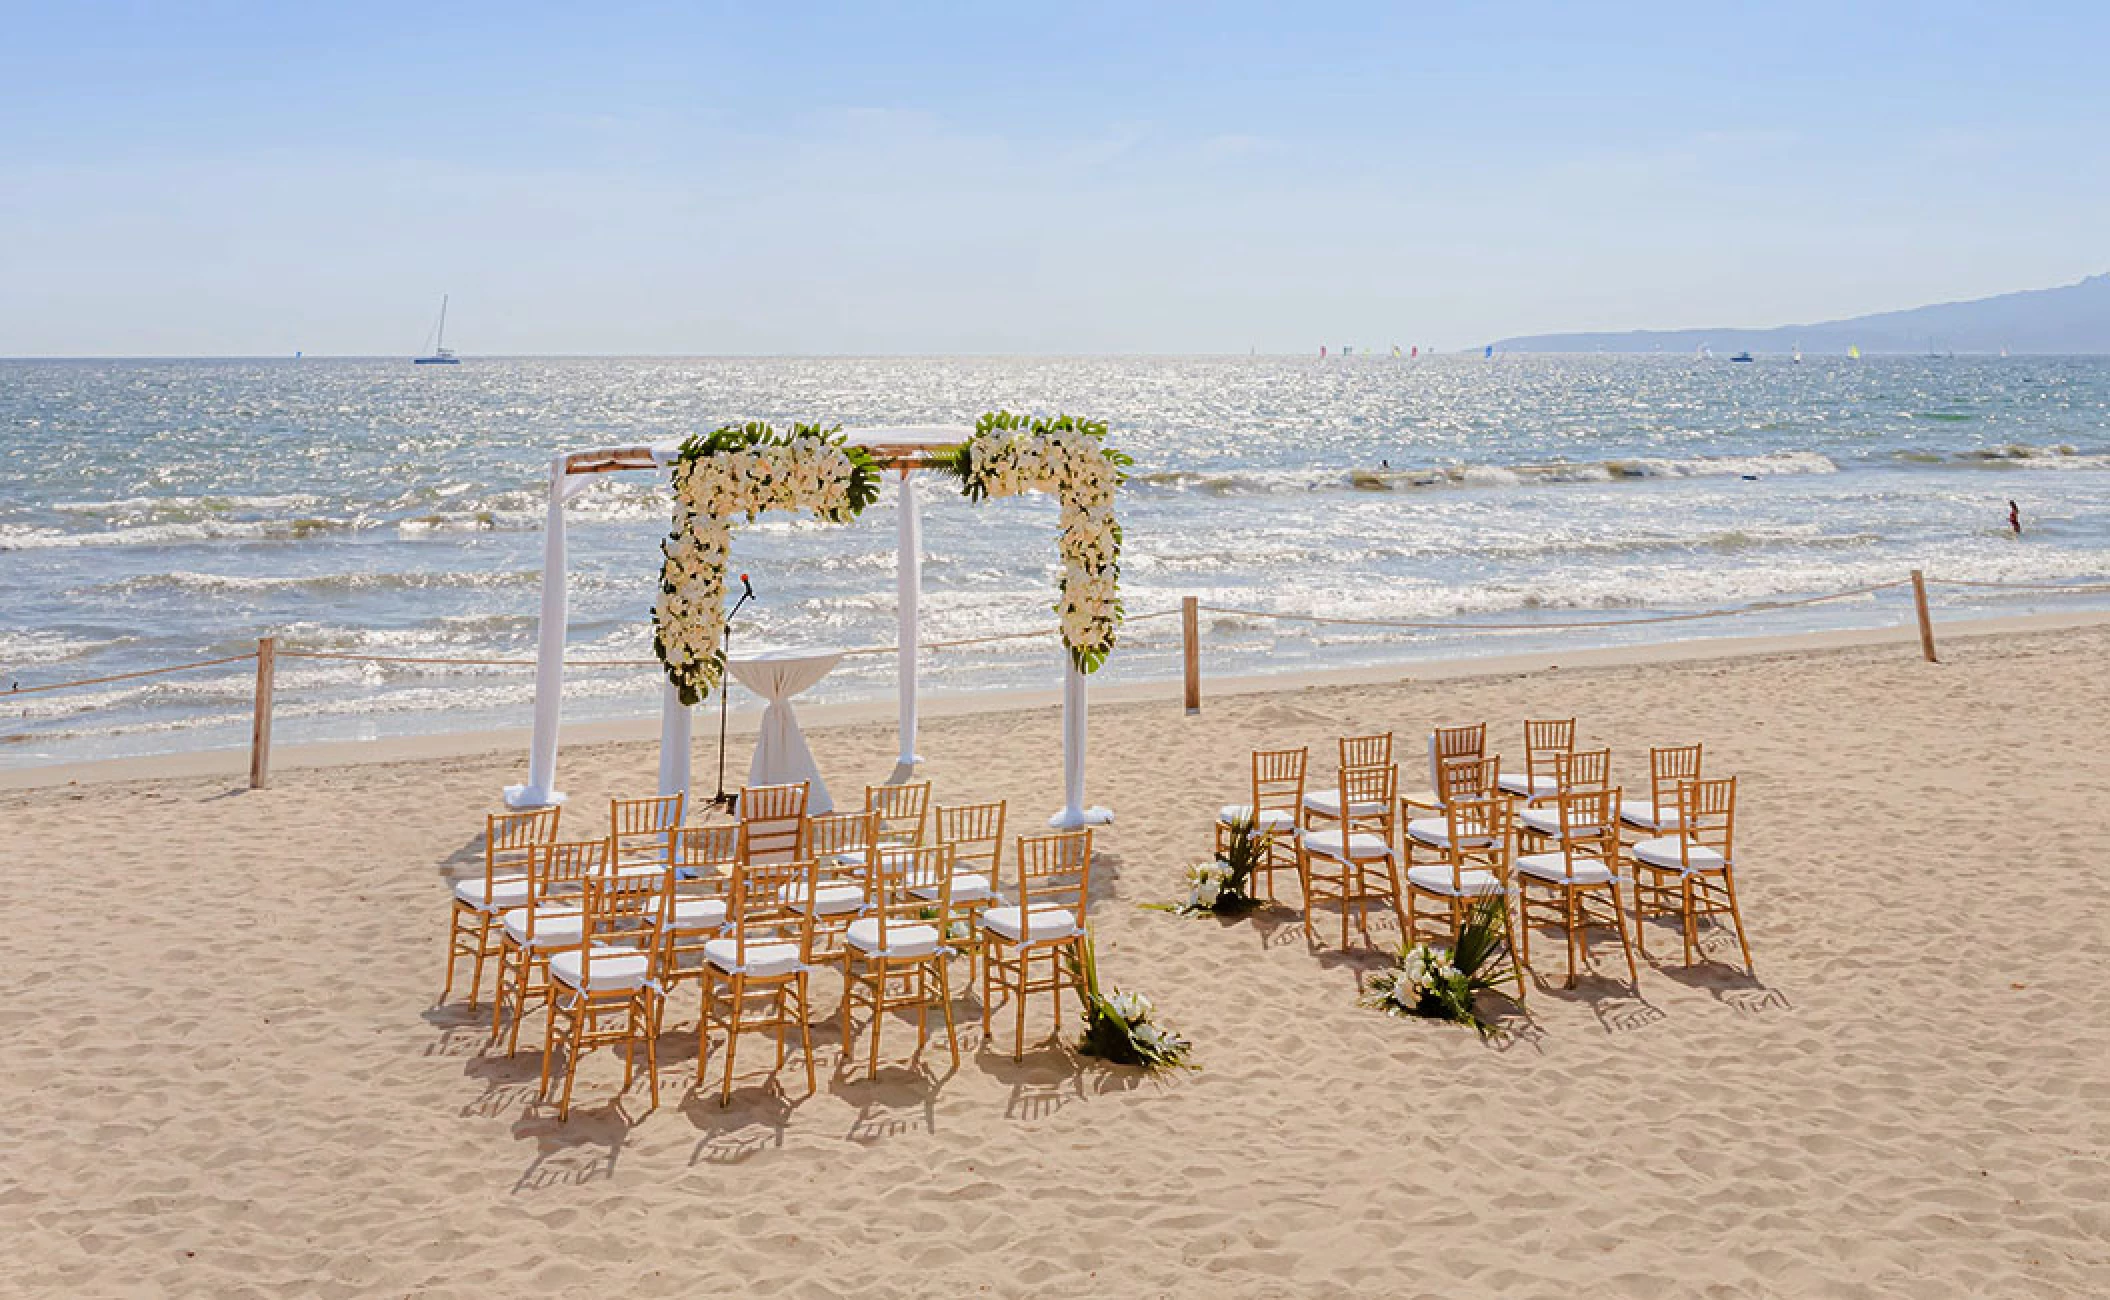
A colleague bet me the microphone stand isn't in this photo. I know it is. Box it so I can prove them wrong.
[708,579,754,813]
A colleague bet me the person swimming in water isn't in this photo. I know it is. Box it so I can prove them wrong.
[2009,499,2022,537]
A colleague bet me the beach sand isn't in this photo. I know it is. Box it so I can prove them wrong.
[4,622,2108,1297]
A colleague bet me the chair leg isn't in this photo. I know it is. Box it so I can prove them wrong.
[1608,884,1640,989]
[696,977,716,1086]
[537,995,561,1101]
[869,964,884,1078]
[557,1001,585,1121]
[1633,873,1651,960]
[938,960,960,1069]
[1013,953,1029,1062]
[1681,878,1697,966]
[466,914,494,1009]
[441,912,461,1003]
[839,956,857,1069]
[643,994,661,1111]
[798,974,817,1096]
[1722,869,1755,972]
[1564,890,1581,989]
[504,953,535,1057]
[720,977,743,1108]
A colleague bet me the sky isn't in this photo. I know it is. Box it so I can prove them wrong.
[3,1,2107,356]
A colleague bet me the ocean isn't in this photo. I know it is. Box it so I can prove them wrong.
[5,354,2109,768]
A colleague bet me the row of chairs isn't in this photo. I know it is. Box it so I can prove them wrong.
[1216,722,1753,990]
[441,784,1097,1117]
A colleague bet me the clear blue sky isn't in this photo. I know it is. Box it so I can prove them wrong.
[4,1,2105,355]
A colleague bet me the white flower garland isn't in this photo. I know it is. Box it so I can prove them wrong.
[934,412,1130,673]
[653,423,881,705]
[653,413,1128,705]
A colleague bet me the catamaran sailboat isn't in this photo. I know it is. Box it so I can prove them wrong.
[414,295,460,365]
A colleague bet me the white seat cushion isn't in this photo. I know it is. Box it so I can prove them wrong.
[1519,807,1606,838]
[1619,800,1681,832]
[979,905,1079,943]
[668,897,729,931]
[453,875,531,912]
[1516,852,1616,886]
[780,882,865,916]
[845,917,943,959]
[1405,864,1505,897]
[1631,837,1728,873]
[1498,772,1560,799]
[908,871,996,903]
[500,906,583,947]
[1404,818,1495,849]
[1302,790,1388,820]
[1217,804,1297,832]
[1300,828,1392,862]
[548,946,650,993]
[702,938,804,978]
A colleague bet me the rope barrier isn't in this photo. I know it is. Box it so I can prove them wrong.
[2,652,258,698]
[1196,579,1908,633]
[277,649,654,668]
[1926,575,2110,593]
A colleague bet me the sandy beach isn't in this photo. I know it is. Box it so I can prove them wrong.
[5,620,2109,1298]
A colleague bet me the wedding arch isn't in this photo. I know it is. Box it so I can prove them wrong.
[502,413,1129,828]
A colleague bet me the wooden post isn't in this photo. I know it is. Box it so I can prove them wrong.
[249,636,277,788]
[1909,570,1938,663]
[1181,596,1201,714]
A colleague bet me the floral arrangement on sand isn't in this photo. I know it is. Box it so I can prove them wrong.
[1360,897,1516,1036]
[1069,929,1194,1071]
[928,411,1131,673]
[1162,814,1269,917]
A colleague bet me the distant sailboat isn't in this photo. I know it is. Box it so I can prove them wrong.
[1483,344,1494,359]
[1847,344,1861,360]
[1792,342,1803,364]
[1695,343,1713,361]
[414,295,460,365]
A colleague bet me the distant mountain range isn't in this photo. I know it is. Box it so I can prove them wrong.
[1490,272,2110,355]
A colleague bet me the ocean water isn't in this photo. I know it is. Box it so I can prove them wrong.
[5,354,2109,768]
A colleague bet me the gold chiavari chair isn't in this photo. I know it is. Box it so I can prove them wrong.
[1215,747,1305,902]
[490,837,608,1055]
[1403,723,1489,818]
[1515,786,1638,990]
[1300,733,1393,832]
[1499,717,1576,805]
[840,844,960,1078]
[866,779,933,849]
[931,801,1008,983]
[1517,748,1613,848]
[1620,743,1702,842]
[1404,754,1501,848]
[609,792,684,874]
[738,781,809,864]
[792,810,881,961]
[1295,761,1401,949]
[1630,776,1751,971]
[659,824,742,1014]
[1403,791,1524,996]
[442,806,560,1007]
[980,829,1093,1062]
[698,857,822,1106]
[537,860,671,1120]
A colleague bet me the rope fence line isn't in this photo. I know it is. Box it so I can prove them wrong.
[1196,578,1908,634]
[8,567,2110,787]
[0,652,259,697]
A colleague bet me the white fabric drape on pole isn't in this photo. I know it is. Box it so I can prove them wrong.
[896,470,922,766]
[504,455,581,809]
[1050,657,1112,828]
[728,649,844,813]
[656,682,691,797]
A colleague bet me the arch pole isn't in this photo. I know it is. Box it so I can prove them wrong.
[505,455,573,809]
[1049,656,1112,829]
